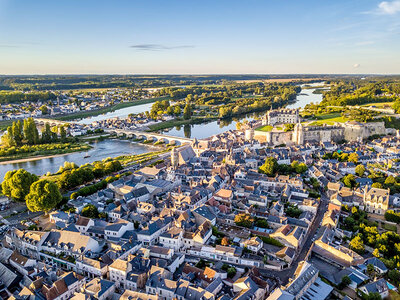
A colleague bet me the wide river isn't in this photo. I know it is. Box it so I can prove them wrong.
[0,84,324,179]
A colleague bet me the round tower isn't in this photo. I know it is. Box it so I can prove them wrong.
[171,147,179,167]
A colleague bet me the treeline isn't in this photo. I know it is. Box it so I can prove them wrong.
[1,118,67,148]
[154,82,301,104]
[57,160,123,190]
[321,80,400,107]
[0,90,56,104]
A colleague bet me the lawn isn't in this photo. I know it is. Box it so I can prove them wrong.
[307,112,349,126]
[255,125,273,132]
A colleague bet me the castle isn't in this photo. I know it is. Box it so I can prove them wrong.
[264,108,300,126]
[249,120,386,146]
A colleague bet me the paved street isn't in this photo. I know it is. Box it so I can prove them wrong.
[260,194,329,284]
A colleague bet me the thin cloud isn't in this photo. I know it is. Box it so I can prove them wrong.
[368,1,400,14]
[353,63,360,68]
[0,44,20,48]
[130,44,194,51]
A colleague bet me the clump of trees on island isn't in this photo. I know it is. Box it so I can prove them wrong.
[1,118,67,148]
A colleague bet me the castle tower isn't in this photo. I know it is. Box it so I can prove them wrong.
[293,122,304,145]
[171,147,179,168]
[245,129,254,141]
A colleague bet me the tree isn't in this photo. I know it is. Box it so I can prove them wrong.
[23,118,39,145]
[366,264,376,278]
[1,169,38,202]
[221,237,230,246]
[339,275,351,289]
[41,123,53,143]
[259,157,278,176]
[385,175,396,185]
[183,103,192,120]
[348,153,358,163]
[234,213,254,228]
[173,106,181,116]
[81,204,99,219]
[12,120,24,146]
[40,105,48,115]
[349,235,365,254]
[1,126,15,147]
[26,179,62,213]
[343,174,357,188]
[372,182,383,189]
[227,267,237,278]
[59,126,67,141]
[355,164,365,177]
[364,292,382,300]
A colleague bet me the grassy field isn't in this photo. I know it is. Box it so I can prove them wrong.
[255,125,273,132]
[307,112,349,125]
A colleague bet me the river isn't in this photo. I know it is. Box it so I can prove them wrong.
[159,84,325,139]
[0,139,154,179]
[0,84,324,179]
[76,102,154,125]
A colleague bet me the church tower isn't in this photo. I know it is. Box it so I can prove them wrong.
[171,147,179,168]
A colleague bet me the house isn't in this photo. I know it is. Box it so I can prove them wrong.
[363,187,390,215]
[84,278,116,300]
[359,278,389,299]
[41,272,85,300]
[241,237,263,253]
[159,227,184,251]
[109,258,131,289]
[364,257,388,274]
[270,225,305,249]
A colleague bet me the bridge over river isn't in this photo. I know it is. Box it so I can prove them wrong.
[104,128,194,145]
[34,118,194,145]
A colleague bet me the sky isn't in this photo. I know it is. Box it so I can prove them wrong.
[0,0,399,74]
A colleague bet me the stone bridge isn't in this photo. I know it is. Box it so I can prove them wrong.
[34,118,74,127]
[104,128,193,145]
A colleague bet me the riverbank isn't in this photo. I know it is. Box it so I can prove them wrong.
[0,143,92,163]
[53,96,170,121]
[146,116,218,132]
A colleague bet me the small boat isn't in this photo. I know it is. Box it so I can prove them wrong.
[84,152,91,158]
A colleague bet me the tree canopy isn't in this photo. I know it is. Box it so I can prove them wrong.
[1,169,38,202]
[26,179,62,213]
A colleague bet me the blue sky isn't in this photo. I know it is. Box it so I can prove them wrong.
[0,0,399,74]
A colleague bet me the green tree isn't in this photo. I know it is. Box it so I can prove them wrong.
[23,118,39,145]
[1,126,15,147]
[348,152,359,163]
[26,179,62,213]
[349,235,365,254]
[355,164,365,177]
[1,169,38,202]
[234,213,254,228]
[41,123,52,143]
[173,106,181,116]
[372,182,383,189]
[343,174,357,188]
[12,120,24,146]
[366,264,376,278]
[40,105,48,114]
[259,157,278,176]
[59,126,67,141]
[385,176,396,185]
[81,204,99,219]
[339,275,351,289]
[183,103,192,120]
